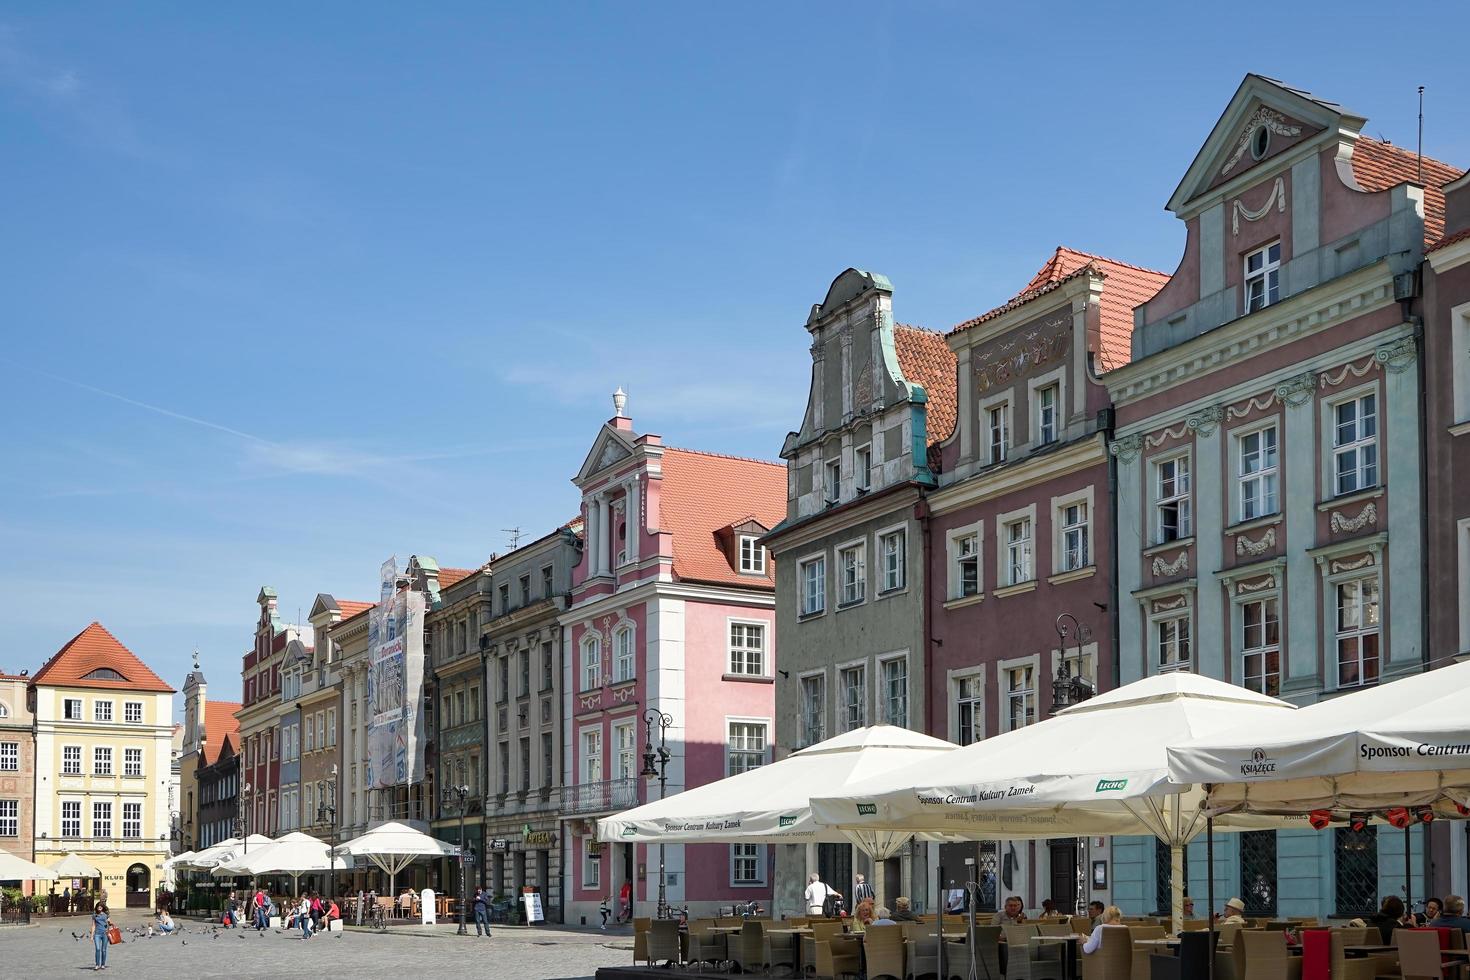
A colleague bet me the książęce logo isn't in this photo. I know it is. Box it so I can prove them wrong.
[1239,748,1277,776]
[1095,778,1128,793]
[856,803,877,816]
[621,827,636,837]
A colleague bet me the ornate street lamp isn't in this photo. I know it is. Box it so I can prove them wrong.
[442,782,472,936]
[236,781,253,853]
[640,709,673,919]
[316,764,339,903]
[1052,614,1096,917]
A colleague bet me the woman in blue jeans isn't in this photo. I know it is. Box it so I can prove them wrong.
[88,901,112,971]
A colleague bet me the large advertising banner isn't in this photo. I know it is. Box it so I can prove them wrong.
[365,557,428,789]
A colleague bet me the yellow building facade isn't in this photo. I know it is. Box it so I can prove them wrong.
[31,623,175,908]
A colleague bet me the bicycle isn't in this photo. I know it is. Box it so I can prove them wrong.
[371,903,389,932]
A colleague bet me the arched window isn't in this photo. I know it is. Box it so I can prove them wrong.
[614,627,635,682]
[580,637,602,692]
[0,702,9,718]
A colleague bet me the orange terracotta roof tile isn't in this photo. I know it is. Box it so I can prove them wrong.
[335,600,374,620]
[1428,226,1470,254]
[893,324,958,446]
[437,567,474,589]
[951,247,1169,372]
[30,622,175,693]
[201,699,243,766]
[1350,138,1463,247]
[658,447,786,588]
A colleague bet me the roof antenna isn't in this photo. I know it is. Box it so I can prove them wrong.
[503,527,522,550]
[192,649,200,671]
[1417,85,1425,185]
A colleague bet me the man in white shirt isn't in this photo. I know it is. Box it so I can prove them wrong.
[804,872,841,916]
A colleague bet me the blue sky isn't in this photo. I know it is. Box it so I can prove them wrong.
[2,3,1466,697]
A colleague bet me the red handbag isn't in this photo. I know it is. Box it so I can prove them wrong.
[106,925,122,945]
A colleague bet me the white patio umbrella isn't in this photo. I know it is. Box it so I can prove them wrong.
[332,821,459,898]
[162,851,197,873]
[810,673,1304,930]
[187,835,275,870]
[213,831,354,895]
[49,852,101,877]
[598,724,959,903]
[0,850,60,881]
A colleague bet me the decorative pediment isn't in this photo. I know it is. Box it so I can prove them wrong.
[575,424,639,482]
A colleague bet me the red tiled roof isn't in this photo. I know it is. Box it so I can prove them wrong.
[335,600,374,620]
[1428,226,1470,254]
[30,622,175,693]
[658,447,786,588]
[951,247,1170,372]
[893,324,958,446]
[1350,138,1463,247]
[437,567,474,589]
[201,699,242,766]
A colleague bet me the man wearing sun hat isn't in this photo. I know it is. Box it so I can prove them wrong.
[1217,897,1247,925]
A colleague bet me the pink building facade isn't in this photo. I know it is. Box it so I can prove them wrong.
[560,397,785,923]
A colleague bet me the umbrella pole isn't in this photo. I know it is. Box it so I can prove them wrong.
[1207,813,1215,980]
[936,861,945,980]
[1404,823,1412,913]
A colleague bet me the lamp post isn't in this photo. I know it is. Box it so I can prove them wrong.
[236,781,253,852]
[442,782,472,936]
[1052,614,1096,917]
[639,709,673,919]
[316,764,339,903]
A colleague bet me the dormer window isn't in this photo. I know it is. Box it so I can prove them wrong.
[1244,241,1281,313]
[82,668,126,682]
[738,535,766,575]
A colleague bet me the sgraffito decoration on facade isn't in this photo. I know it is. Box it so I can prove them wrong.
[973,327,1069,393]
[366,557,428,789]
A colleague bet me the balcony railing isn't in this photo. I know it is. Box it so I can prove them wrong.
[368,799,431,823]
[562,777,641,815]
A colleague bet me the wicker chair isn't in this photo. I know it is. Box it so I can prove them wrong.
[689,921,729,972]
[1004,925,1064,980]
[948,925,1002,980]
[866,924,907,980]
[1079,925,1132,980]
[1396,929,1448,980]
[1128,926,1168,980]
[1236,928,1302,980]
[731,920,767,975]
[648,919,682,968]
[905,935,942,980]
[633,917,652,965]
[802,921,845,975]
[1329,928,1387,980]
[815,934,863,980]
[765,928,799,977]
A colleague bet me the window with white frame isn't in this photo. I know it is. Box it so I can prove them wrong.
[0,742,16,772]
[841,665,867,731]
[727,721,768,775]
[1332,393,1378,496]
[93,800,112,839]
[94,746,112,776]
[124,747,143,777]
[1335,576,1381,687]
[583,842,601,888]
[732,842,764,885]
[613,628,636,683]
[1004,517,1033,585]
[1156,613,1192,673]
[305,718,314,753]
[1059,500,1089,572]
[955,675,983,745]
[738,535,767,574]
[64,698,83,721]
[122,801,141,839]
[581,729,602,783]
[1237,424,1279,521]
[951,530,981,598]
[1155,454,1192,543]
[124,701,143,724]
[1037,383,1059,445]
[880,657,908,727]
[327,707,336,746]
[879,528,906,593]
[1453,303,1470,424]
[0,800,16,837]
[987,402,1010,464]
[1244,241,1281,313]
[855,444,873,492]
[1004,664,1036,730]
[825,459,841,503]
[61,800,81,837]
[63,745,81,775]
[839,542,866,605]
[316,712,325,750]
[728,622,766,676]
[581,636,602,692]
[94,700,113,723]
[800,674,825,747]
[1240,597,1281,696]
[800,555,826,615]
[614,721,637,780]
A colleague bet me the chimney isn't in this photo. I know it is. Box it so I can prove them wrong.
[1441,172,1470,244]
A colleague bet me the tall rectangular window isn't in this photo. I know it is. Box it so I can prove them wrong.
[122,801,142,839]
[1336,577,1381,687]
[825,460,841,503]
[1037,384,1059,444]
[518,650,530,697]
[0,800,16,837]
[1238,425,1279,520]
[841,666,866,732]
[956,676,982,745]
[541,732,554,788]
[64,699,82,721]
[94,700,113,723]
[855,445,872,492]
[880,658,908,727]
[542,565,555,598]
[879,529,906,592]
[62,800,81,838]
[1244,240,1281,312]
[581,637,602,692]
[1241,598,1281,696]
[498,742,510,794]
[727,721,768,775]
[732,843,762,884]
[728,622,766,676]
[581,729,602,784]
[93,746,113,776]
[124,747,143,777]
[519,736,531,790]
[801,556,826,615]
[541,641,555,691]
[583,843,601,889]
[124,701,143,724]
[62,745,81,775]
[988,403,1009,464]
[0,742,16,772]
[1005,665,1035,730]
[520,575,531,606]
[1004,518,1033,585]
[738,535,767,574]
[955,532,980,597]
[1156,455,1192,543]
[613,628,636,683]
[614,722,636,781]
[327,707,336,746]
[839,543,866,605]
[800,674,825,747]
[93,801,112,839]
[1333,394,1379,496]
[1157,615,1192,673]
[1059,502,1089,572]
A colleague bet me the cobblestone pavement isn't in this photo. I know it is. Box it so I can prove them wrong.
[0,910,635,979]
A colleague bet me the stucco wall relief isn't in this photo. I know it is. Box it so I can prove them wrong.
[1232,176,1287,235]
[1330,502,1378,534]
[1151,594,1189,614]
[1220,107,1302,176]
[1329,553,1376,575]
[1235,574,1277,595]
[1235,527,1277,557]
[1144,405,1224,449]
[1109,433,1144,463]
[1151,551,1190,577]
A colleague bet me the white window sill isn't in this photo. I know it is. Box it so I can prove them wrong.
[798,608,827,622]
[1225,513,1283,535]
[1143,536,1194,557]
[1315,486,1384,511]
[1450,421,1470,437]
[1047,566,1097,586]
[721,674,774,685]
[991,581,1038,599]
[836,598,867,612]
[876,586,909,601]
[943,593,985,611]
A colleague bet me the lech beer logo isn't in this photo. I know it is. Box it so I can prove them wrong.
[1095,778,1128,793]
[778,815,798,828]
[856,803,877,816]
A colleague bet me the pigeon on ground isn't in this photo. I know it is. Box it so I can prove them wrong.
[182,940,188,945]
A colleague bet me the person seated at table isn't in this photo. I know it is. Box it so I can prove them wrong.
[398,888,415,917]
[1414,897,1443,926]
[1087,900,1106,927]
[852,898,875,933]
[1040,898,1058,917]
[872,906,898,927]
[1437,895,1470,934]
[1183,896,1195,919]
[1216,897,1247,926]
[1367,895,1409,942]
[991,895,1027,926]
[890,897,920,922]
[1083,905,1124,954]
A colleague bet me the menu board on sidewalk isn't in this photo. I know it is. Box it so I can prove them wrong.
[521,891,544,924]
